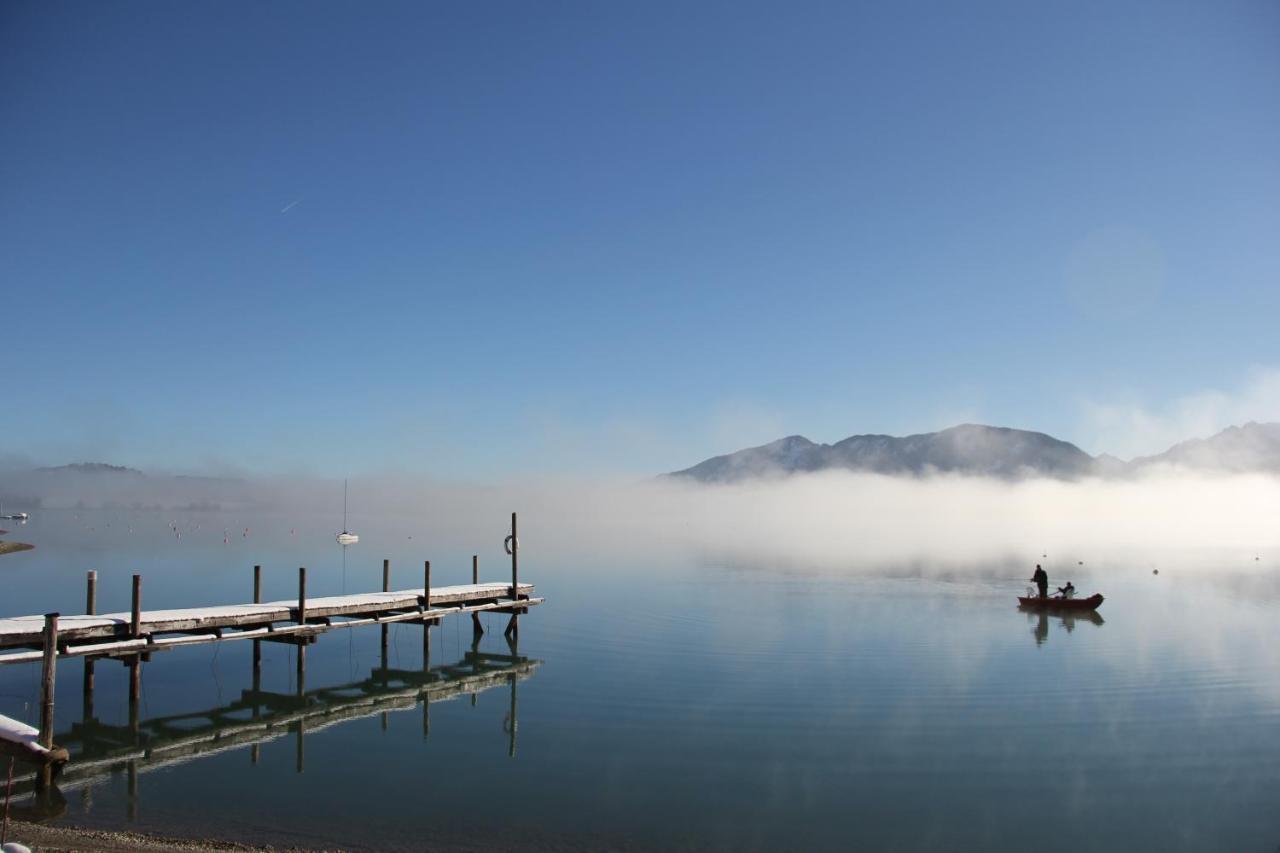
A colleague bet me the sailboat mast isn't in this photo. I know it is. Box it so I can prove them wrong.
[343,479,349,530]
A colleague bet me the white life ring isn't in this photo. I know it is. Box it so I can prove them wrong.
[504,534,519,555]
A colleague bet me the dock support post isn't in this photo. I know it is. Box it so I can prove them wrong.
[129,573,144,707]
[509,512,519,601]
[297,567,307,678]
[131,574,142,638]
[252,565,262,680]
[83,571,97,719]
[381,559,390,664]
[422,560,432,666]
[472,555,483,638]
[37,613,58,789]
[297,567,307,626]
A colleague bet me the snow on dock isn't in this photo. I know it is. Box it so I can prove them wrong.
[0,512,539,788]
[0,582,537,655]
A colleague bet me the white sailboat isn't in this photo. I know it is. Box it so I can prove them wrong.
[335,479,359,545]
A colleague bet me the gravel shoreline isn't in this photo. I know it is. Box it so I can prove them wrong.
[3,821,318,852]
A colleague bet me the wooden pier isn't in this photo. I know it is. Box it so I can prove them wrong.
[0,513,539,787]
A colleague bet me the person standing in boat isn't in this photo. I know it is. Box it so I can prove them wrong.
[1031,564,1048,599]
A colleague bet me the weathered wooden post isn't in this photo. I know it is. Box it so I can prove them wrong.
[36,613,59,789]
[39,615,58,743]
[380,558,390,665]
[510,512,519,601]
[252,565,262,679]
[422,560,432,667]
[297,567,307,626]
[297,567,307,678]
[130,574,142,638]
[129,574,143,703]
[472,554,484,638]
[86,570,98,615]
[83,571,97,718]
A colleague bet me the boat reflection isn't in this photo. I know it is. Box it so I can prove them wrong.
[8,637,540,818]
[1020,605,1105,646]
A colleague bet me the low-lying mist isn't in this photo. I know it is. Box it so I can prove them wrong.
[6,467,1279,575]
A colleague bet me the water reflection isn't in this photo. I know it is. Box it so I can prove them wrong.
[9,640,541,818]
[1020,606,1105,646]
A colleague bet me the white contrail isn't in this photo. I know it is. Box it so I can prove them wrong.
[280,199,301,214]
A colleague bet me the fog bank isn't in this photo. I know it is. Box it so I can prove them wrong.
[6,467,1276,573]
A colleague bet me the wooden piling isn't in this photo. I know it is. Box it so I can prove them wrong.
[472,554,483,637]
[252,565,262,675]
[381,559,390,663]
[39,614,58,750]
[510,512,519,601]
[297,567,307,626]
[83,572,97,714]
[36,613,59,790]
[131,574,142,638]
[423,561,432,610]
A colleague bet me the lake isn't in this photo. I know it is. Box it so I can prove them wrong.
[1,508,1278,851]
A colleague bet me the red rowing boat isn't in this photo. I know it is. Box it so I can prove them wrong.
[1017,593,1104,611]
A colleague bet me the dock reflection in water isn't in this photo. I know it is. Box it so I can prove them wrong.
[1020,605,1105,646]
[10,637,540,820]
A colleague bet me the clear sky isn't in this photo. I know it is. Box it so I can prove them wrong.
[2,1,1278,478]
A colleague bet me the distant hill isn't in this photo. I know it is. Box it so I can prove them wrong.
[667,422,1280,482]
[1130,422,1280,473]
[35,462,146,476]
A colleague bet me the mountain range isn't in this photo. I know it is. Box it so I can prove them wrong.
[667,422,1280,483]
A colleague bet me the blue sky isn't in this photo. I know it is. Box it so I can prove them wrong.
[2,1,1278,477]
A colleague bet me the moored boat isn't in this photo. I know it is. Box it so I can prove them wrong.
[1017,593,1104,611]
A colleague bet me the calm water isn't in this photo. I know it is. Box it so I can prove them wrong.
[2,509,1279,851]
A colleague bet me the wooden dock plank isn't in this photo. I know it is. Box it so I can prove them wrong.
[0,582,536,649]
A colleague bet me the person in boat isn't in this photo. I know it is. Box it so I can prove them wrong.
[1056,581,1076,599]
[1031,564,1048,599]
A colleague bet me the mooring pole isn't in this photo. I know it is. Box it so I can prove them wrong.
[38,613,59,790]
[381,558,390,664]
[39,614,58,747]
[131,574,142,638]
[252,565,262,678]
[297,567,307,626]
[472,554,484,638]
[83,571,97,719]
[297,567,308,678]
[422,560,432,667]
[510,512,519,601]
[504,512,520,640]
